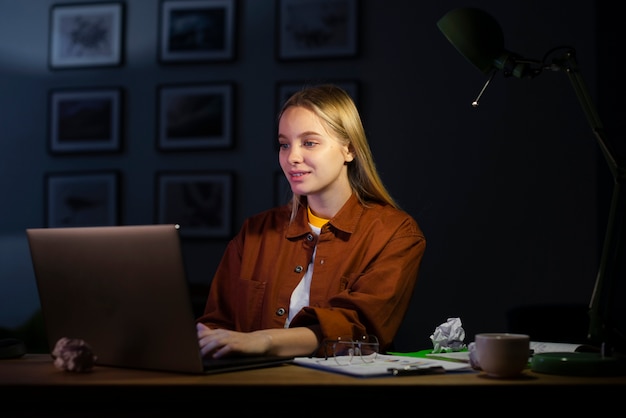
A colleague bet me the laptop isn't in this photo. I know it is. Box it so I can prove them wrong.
[26,224,293,374]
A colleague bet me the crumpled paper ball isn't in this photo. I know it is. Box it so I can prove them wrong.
[468,342,481,370]
[429,317,467,353]
[51,337,97,373]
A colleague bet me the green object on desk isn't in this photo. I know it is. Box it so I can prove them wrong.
[388,350,431,358]
[531,352,626,376]
[389,349,468,358]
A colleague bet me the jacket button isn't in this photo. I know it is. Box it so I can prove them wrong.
[306,234,314,241]
[276,308,286,316]
[294,265,303,273]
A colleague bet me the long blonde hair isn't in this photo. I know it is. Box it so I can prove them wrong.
[277,84,399,221]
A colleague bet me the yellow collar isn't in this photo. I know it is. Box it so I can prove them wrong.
[307,206,328,228]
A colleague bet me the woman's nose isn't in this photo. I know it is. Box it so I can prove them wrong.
[287,147,303,163]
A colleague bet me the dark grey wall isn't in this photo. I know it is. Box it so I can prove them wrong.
[0,0,612,352]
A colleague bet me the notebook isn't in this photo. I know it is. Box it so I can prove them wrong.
[26,224,292,374]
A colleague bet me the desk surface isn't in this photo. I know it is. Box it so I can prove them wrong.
[3,353,626,385]
[3,354,626,413]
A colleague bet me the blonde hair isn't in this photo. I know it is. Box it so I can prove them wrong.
[277,84,399,221]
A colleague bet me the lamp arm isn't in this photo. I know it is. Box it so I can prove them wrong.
[558,50,618,174]
[558,50,626,351]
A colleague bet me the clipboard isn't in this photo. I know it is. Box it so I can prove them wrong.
[292,353,474,377]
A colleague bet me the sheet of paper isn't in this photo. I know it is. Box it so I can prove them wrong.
[292,353,474,377]
[530,341,596,354]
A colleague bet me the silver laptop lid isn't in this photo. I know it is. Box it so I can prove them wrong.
[26,224,206,374]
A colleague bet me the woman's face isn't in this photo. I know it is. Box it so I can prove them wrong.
[278,106,354,201]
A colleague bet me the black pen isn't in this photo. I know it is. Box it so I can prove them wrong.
[387,365,446,376]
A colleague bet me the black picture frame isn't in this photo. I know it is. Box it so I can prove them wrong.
[48,87,123,155]
[276,0,358,61]
[156,171,233,238]
[45,171,120,228]
[48,2,124,69]
[159,0,237,63]
[157,82,234,151]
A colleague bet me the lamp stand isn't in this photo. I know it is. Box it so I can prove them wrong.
[530,50,626,376]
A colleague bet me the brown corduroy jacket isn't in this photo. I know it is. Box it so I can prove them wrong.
[197,193,426,354]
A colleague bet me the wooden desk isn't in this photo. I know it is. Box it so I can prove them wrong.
[2,354,625,414]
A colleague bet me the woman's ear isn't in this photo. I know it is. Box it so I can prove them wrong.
[345,145,355,163]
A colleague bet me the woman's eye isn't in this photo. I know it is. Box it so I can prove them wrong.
[303,141,316,147]
[278,143,289,150]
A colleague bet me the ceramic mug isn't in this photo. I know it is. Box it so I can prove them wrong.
[474,333,530,378]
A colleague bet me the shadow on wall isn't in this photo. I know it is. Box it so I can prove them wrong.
[0,233,47,353]
[506,303,590,343]
[0,233,41,329]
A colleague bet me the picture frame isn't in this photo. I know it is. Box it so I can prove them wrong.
[157,83,234,151]
[49,2,124,69]
[276,80,359,115]
[159,0,237,63]
[276,0,358,61]
[156,171,233,238]
[45,171,120,228]
[49,87,123,154]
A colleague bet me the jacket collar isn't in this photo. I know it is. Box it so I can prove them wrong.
[286,193,363,238]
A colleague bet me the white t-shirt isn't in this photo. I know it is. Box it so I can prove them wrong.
[285,223,320,328]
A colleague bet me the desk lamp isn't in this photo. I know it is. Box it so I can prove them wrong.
[437,7,626,376]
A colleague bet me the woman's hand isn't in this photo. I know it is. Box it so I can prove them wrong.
[196,323,272,358]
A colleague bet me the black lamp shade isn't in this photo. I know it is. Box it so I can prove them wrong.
[437,8,505,74]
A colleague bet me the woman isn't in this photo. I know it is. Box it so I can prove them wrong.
[197,84,425,358]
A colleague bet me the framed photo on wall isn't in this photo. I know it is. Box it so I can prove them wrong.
[276,0,358,60]
[49,87,123,154]
[159,0,236,63]
[156,171,233,238]
[49,2,124,69]
[157,83,234,151]
[45,171,120,228]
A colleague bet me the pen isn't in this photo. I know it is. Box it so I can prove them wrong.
[387,365,446,376]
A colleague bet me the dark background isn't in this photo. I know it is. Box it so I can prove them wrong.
[0,0,622,353]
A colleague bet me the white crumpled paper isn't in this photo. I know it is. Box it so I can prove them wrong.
[429,317,467,353]
[467,342,480,369]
